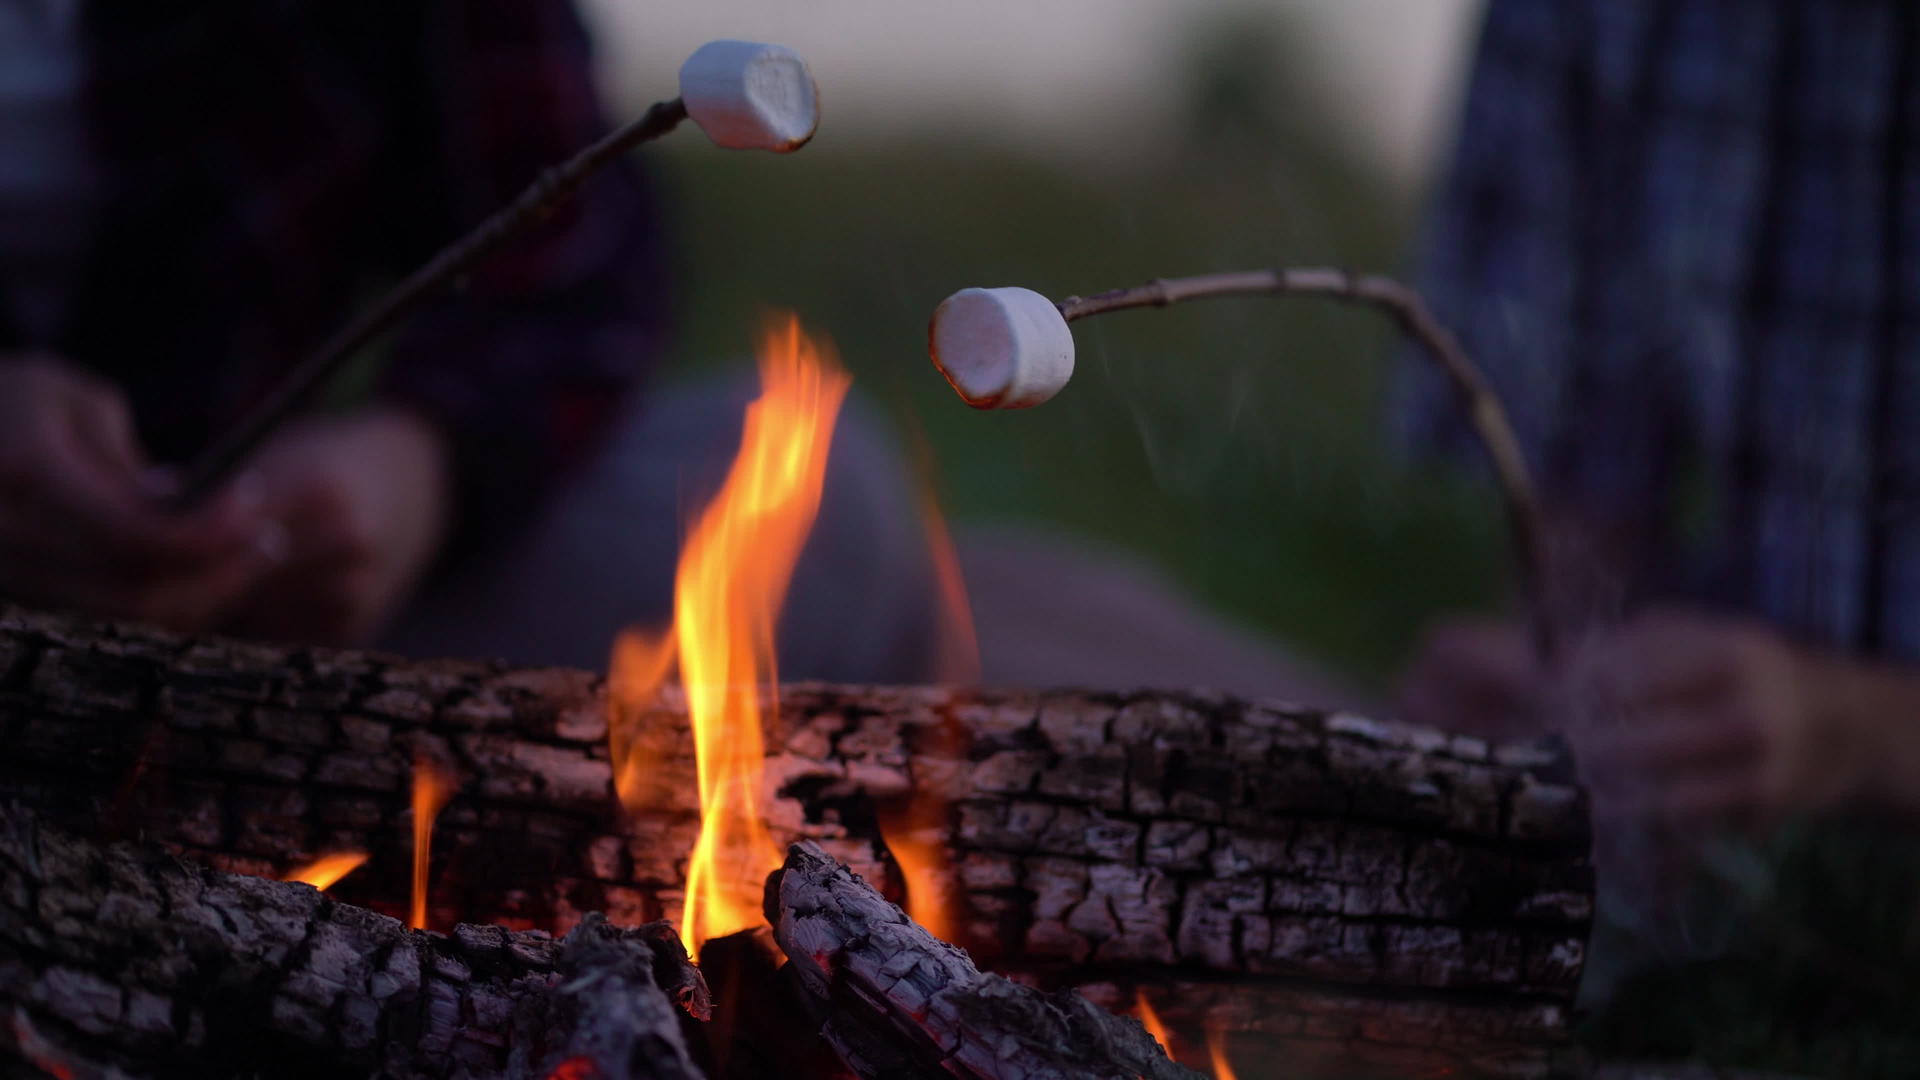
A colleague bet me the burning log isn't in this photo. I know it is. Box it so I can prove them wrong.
[769,840,1199,1080]
[0,603,1590,1077]
[0,807,707,1080]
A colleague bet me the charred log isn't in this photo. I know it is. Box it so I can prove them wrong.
[0,808,706,1080]
[770,840,1198,1080]
[0,605,1592,1077]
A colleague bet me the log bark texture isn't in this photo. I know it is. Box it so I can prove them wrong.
[771,841,1198,1080]
[0,808,706,1080]
[0,605,1592,1077]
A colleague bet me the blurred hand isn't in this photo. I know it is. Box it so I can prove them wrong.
[225,406,449,645]
[1395,616,1544,739]
[1563,611,1864,825]
[0,354,273,628]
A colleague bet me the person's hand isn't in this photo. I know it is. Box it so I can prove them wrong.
[0,354,274,628]
[224,406,450,645]
[1395,616,1544,739]
[1563,611,1866,824]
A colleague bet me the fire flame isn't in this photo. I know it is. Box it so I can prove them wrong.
[1206,1022,1238,1080]
[1134,990,1172,1054]
[878,801,954,942]
[608,626,677,807]
[607,315,849,955]
[871,438,975,941]
[283,851,368,891]
[912,447,979,687]
[411,758,454,930]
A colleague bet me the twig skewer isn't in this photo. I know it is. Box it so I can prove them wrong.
[169,98,689,510]
[930,268,1560,663]
[173,38,821,509]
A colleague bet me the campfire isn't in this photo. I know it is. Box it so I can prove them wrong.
[0,35,1600,1080]
[0,616,1592,1080]
[0,313,1591,1074]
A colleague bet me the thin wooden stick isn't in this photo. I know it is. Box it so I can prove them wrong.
[1056,267,1560,663]
[169,97,690,510]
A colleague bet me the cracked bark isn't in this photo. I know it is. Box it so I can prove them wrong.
[0,605,1592,1077]
[770,841,1199,1080]
[0,808,707,1080]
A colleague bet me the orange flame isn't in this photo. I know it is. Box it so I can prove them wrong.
[682,316,848,952]
[607,625,678,807]
[1206,1022,1238,1080]
[1135,990,1173,1054]
[283,851,368,891]
[879,802,955,942]
[605,315,849,955]
[913,461,979,687]
[871,430,975,939]
[411,758,454,930]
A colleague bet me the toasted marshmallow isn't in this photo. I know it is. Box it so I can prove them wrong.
[678,41,819,152]
[930,287,1076,409]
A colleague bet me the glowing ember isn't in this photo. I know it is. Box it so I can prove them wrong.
[607,315,849,955]
[283,851,368,891]
[543,1056,600,1080]
[1207,1022,1238,1080]
[1134,990,1173,1055]
[10,1015,75,1080]
[411,757,455,930]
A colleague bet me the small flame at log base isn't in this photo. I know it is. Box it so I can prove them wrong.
[283,851,368,891]
[411,757,454,930]
[1134,989,1174,1054]
[1206,1022,1239,1080]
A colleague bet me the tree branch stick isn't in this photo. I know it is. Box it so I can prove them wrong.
[170,97,690,510]
[1056,268,1560,663]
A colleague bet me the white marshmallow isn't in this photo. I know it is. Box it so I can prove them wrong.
[929,287,1076,409]
[678,41,819,153]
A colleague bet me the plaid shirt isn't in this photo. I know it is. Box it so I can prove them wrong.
[8,0,671,554]
[1405,0,1920,661]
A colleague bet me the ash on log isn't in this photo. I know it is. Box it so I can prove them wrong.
[0,808,706,1080]
[770,840,1198,1080]
[0,604,1592,1077]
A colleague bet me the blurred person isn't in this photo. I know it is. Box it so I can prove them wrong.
[1396,4,1920,1067]
[0,1,936,681]
[1397,0,1920,827]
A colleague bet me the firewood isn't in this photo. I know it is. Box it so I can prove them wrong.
[0,808,707,1080]
[0,604,1591,1077]
[770,840,1200,1080]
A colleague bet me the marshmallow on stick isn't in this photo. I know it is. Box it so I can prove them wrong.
[927,267,1560,662]
[173,40,820,510]
[680,40,819,152]
[929,287,1075,409]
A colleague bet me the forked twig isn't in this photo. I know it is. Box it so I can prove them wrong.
[933,268,1559,662]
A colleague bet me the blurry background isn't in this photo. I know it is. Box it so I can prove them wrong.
[581,0,1492,694]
